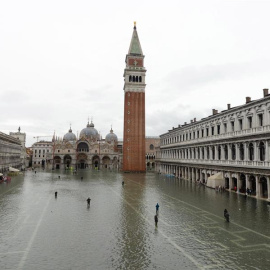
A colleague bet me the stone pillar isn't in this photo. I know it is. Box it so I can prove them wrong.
[254,142,258,162]
[221,145,225,160]
[265,141,269,162]
[236,173,241,192]
[245,174,249,191]
[244,142,248,161]
[255,175,260,198]
[228,144,232,160]
[267,176,270,201]
[236,143,240,161]
[229,172,233,190]
[215,145,218,160]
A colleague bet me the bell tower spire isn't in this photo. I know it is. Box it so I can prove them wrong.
[123,22,146,172]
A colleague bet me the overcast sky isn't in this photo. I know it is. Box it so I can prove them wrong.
[1,0,270,147]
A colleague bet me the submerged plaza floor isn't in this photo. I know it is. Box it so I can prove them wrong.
[0,169,269,270]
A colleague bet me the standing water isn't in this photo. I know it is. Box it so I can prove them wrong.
[0,169,269,269]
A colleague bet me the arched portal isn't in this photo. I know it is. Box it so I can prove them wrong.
[92,155,100,169]
[54,156,61,169]
[260,176,268,198]
[77,153,87,169]
[64,155,72,168]
[240,174,246,192]
[102,156,111,169]
[249,175,256,195]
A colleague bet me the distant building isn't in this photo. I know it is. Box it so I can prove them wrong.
[156,89,270,200]
[0,131,21,173]
[45,122,121,170]
[32,141,52,168]
[9,127,27,169]
[145,137,160,170]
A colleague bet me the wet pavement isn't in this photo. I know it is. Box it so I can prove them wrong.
[0,169,269,270]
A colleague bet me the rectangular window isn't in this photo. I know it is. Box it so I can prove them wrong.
[248,117,252,128]
[224,123,227,133]
[231,121,234,131]
[206,128,209,136]
[58,150,60,153]
[39,150,41,153]
[239,119,243,130]
[201,129,204,137]
[217,125,220,135]
[211,126,214,135]
[47,150,49,152]
[189,133,191,140]
[258,114,263,126]
[197,130,199,138]
[193,132,195,139]
[35,150,37,154]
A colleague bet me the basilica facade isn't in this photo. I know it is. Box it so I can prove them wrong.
[45,121,121,170]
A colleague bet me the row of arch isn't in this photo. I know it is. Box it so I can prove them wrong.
[53,154,118,169]
[129,75,142,83]
[162,141,267,162]
[158,164,270,199]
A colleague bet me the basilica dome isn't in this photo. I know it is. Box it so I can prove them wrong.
[105,127,118,143]
[63,127,76,142]
[80,121,99,140]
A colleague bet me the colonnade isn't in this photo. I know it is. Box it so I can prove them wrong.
[157,163,270,200]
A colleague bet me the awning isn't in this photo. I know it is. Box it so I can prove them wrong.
[9,167,20,172]
[206,172,224,188]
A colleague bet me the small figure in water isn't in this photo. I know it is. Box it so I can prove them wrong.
[81,177,83,180]
[122,181,124,186]
[55,191,58,198]
[58,176,60,179]
[156,203,159,214]
[154,214,158,227]
[87,197,91,206]
[224,209,230,222]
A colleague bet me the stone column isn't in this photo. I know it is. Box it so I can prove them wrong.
[215,145,218,160]
[228,144,232,160]
[255,175,260,198]
[236,173,241,192]
[265,141,269,162]
[267,176,270,201]
[245,174,249,191]
[254,142,258,162]
[236,143,240,161]
[228,172,233,190]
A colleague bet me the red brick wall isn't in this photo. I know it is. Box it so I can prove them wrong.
[123,91,146,172]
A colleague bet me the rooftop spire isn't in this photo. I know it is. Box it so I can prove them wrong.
[128,22,143,55]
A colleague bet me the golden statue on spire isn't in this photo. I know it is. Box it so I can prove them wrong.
[134,21,136,27]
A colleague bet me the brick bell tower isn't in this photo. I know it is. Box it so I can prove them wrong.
[123,22,146,172]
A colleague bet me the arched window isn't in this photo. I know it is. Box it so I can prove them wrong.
[129,75,132,82]
[202,148,204,159]
[133,76,135,82]
[224,145,228,160]
[232,144,236,160]
[240,143,244,160]
[136,76,138,82]
[198,148,200,159]
[149,144,154,150]
[218,146,221,160]
[249,143,254,161]
[212,147,215,160]
[259,142,265,161]
[139,76,142,82]
[207,147,209,159]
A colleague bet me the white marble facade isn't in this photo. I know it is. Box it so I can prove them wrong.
[156,89,270,200]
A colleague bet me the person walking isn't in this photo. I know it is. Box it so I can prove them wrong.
[155,203,159,214]
[55,191,58,198]
[87,197,91,206]
[224,209,230,222]
[154,214,158,227]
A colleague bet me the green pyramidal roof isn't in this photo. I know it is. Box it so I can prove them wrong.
[128,25,143,55]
